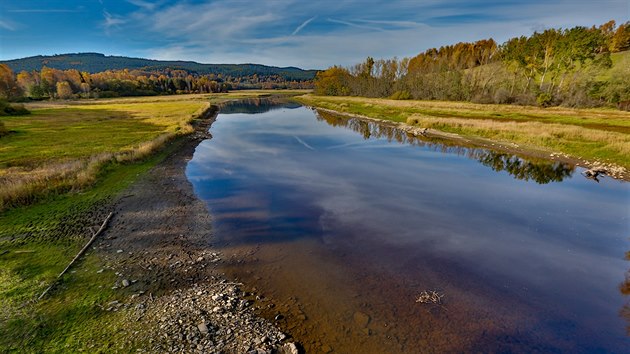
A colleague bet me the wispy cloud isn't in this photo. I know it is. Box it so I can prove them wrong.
[103,11,126,30]
[292,16,316,35]
[0,19,18,31]
[7,9,82,13]
[353,19,424,28]
[327,18,385,32]
[126,0,158,12]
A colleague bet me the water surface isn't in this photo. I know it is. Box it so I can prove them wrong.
[187,100,630,353]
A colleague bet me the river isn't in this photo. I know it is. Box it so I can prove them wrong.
[186,99,629,353]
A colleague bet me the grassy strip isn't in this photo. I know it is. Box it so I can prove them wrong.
[295,94,630,169]
[0,146,173,352]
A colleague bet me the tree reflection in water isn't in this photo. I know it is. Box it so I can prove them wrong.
[315,110,575,184]
[219,98,301,114]
[621,251,630,336]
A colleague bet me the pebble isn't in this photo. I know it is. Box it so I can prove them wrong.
[128,282,303,353]
[197,323,209,334]
[122,279,130,287]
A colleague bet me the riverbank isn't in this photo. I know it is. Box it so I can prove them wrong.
[0,93,302,352]
[295,95,630,180]
[84,107,298,352]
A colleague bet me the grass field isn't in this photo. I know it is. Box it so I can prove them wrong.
[0,90,305,352]
[295,94,630,170]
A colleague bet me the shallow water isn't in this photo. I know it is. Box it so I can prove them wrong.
[187,100,630,353]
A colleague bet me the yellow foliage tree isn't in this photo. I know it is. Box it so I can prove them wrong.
[56,81,73,99]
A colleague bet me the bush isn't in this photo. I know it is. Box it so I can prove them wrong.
[0,99,30,116]
[492,88,514,104]
[536,92,554,107]
[389,90,411,100]
[95,91,120,98]
[0,121,7,136]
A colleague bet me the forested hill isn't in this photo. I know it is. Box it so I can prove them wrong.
[1,53,317,81]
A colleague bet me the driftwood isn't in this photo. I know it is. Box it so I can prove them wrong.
[38,212,114,301]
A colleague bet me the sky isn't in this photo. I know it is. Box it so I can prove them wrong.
[0,0,628,69]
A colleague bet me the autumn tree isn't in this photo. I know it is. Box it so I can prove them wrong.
[314,67,351,96]
[56,81,73,99]
[0,64,22,100]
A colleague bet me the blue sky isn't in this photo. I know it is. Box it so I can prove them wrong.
[0,0,628,69]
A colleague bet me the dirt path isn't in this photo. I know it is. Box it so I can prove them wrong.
[92,108,299,353]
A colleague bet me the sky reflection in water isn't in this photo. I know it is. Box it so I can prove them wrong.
[187,101,630,351]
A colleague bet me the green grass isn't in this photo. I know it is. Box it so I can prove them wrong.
[0,148,168,353]
[296,94,630,169]
[0,100,205,169]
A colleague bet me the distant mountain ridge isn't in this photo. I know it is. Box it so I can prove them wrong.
[1,53,318,81]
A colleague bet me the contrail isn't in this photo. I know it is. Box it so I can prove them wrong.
[292,16,316,35]
[294,136,315,150]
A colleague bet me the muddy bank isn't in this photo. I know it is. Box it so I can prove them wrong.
[91,105,300,353]
[309,107,629,181]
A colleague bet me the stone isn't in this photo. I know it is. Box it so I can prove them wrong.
[283,342,299,354]
[353,311,370,328]
[197,323,209,334]
[122,279,130,287]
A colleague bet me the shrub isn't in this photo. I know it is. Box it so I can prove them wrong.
[0,99,30,116]
[536,92,553,107]
[493,88,514,104]
[390,90,411,100]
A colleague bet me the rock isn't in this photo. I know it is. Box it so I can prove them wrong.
[122,279,130,287]
[353,311,370,328]
[283,342,299,354]
[116,249,124,253]
[197,323,209,334]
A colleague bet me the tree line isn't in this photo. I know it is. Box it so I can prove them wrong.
[0,65,313,100]
[315,20,630,108]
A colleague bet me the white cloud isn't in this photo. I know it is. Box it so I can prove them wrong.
[103,11,126,30]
